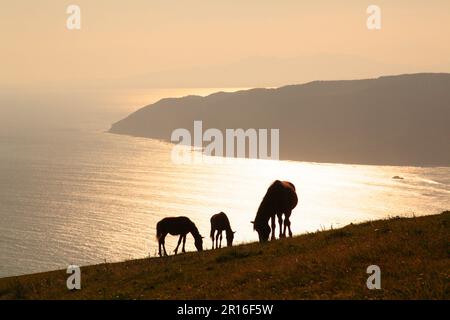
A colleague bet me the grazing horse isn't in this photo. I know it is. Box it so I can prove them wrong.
[156,216,204,257]
[252,180,298,242]
[210,212,235,249]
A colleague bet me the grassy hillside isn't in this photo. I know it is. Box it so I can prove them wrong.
[1,211,448,300]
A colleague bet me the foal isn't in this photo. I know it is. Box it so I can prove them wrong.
[156,216,204,256]
[210,212,235,249]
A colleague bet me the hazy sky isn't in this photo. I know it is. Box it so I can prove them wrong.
[1,0,450,89]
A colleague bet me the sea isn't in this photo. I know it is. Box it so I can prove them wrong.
[0,87,449,278]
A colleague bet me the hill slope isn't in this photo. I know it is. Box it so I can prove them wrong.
[110,73,450,166]
[1,211,448,299]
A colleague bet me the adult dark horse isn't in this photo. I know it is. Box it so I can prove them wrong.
[210,212,235,249]
[156,216,204,256]
[252,180,298,242]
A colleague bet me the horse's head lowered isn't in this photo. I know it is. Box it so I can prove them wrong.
[226,230,236,247]
[251,220,270,243]
[194,235,204,252]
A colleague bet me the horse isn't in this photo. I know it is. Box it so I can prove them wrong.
[156,216,204,256]
[252,180,298,242]
[210,212,235,249]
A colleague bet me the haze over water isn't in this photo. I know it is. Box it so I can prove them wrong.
[0,88,449,278]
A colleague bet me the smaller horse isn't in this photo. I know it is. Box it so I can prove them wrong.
[210,212,235,249]
[156,216,204,257]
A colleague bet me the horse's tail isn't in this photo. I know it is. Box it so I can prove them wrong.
[156,223,162,241]
[210,220,215,239]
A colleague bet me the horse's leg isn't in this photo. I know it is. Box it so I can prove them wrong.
[174,235,182,254]
[211,230,215,250]
[159,233,167,256]
[285,211,293,237]
[277,213,284,238]
[161,234,168,256]
[219,231,223,248]
[271,215,276,240]
[215,232,220,249]
[182,234,187,253]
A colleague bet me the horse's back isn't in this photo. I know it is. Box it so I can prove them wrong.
[157,216,194,234]
[158,216,191,224]
[281,181,296,191]
[211,211,227,222]
[269,180,298,211]
[210,212,229,230]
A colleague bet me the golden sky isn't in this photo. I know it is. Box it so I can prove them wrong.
[1,0,450,89]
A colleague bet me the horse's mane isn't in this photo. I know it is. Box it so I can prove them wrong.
[190,223,202,239]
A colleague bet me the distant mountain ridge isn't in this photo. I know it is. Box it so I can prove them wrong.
[110,73,450,166]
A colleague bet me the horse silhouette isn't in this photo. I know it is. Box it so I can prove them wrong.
[156,216,204,256]
[252,180,298,242]
[210,212,235,249]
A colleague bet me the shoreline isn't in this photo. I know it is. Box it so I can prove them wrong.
[106,131,450,168]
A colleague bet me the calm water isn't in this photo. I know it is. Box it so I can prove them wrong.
[1,128,449,278]
[0,89,449,278]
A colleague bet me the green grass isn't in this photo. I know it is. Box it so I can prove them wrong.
[0,211,449,300]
